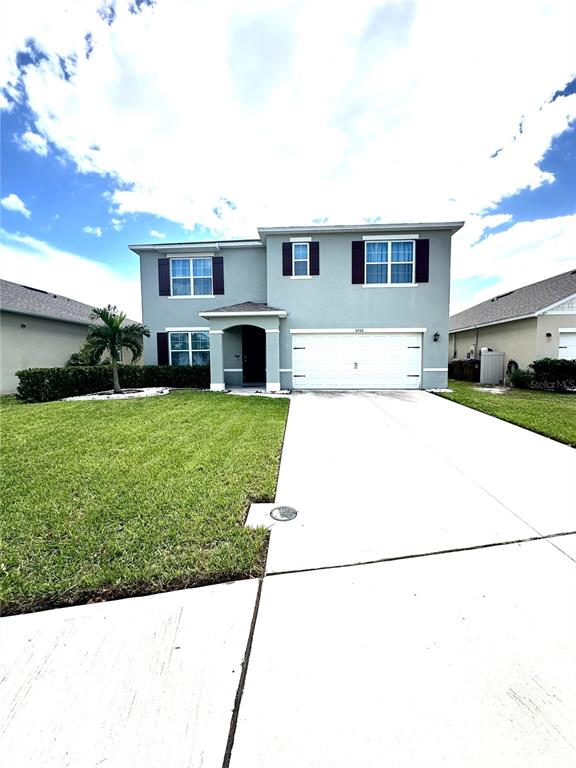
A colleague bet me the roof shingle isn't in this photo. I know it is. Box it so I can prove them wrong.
[0,280,139,325]
[450,269,576,331]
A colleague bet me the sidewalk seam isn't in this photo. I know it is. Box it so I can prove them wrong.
[266,530,576,578]
[222,577,264,768]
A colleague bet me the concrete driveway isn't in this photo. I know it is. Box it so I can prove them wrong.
[248,391,576,572]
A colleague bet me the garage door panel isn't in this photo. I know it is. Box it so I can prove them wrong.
[559,333,576,360]
[292,333,422,389]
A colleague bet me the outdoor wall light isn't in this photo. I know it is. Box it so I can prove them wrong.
[433,332,440,342]
[546,332,552,338]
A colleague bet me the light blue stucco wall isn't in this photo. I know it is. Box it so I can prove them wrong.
[265,231,452,389]
[139,246,266,364]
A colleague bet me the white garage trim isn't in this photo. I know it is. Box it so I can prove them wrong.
[423,367,448,372]
[558,328,576,333]
[290,328,427,334]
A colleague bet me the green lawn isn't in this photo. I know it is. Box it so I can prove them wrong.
[438,380,576,447]
[0,391,289,615]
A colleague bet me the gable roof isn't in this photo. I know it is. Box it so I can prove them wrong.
[450,268,576,332]
[199,301,287,318]
[0,279,97,325]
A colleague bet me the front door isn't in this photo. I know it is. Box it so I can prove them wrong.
[242,326,266,384]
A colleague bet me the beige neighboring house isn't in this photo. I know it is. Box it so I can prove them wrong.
[0,280,136,394]
[449,268,576,370]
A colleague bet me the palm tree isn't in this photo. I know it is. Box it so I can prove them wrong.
[84,305,150,394]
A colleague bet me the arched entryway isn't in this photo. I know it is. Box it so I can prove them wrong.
[198,302,286,392]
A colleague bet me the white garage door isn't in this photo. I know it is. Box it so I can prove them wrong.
[559,332,576,360]
[292,332,422,389]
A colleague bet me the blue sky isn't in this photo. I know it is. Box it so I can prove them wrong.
[1,0,575,320]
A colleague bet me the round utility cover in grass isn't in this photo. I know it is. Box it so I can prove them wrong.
[270,506,298,522]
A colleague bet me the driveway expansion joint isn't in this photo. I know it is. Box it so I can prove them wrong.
[265,530,576,578]
[222,578,264,768]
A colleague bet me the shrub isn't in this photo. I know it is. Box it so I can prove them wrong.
[16,365,210,403]
[509,368,533,389]
[529,357,576,392]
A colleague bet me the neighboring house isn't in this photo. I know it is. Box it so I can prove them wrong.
[449,269,576,370]
[0,280,133,394]
[131,221,463,392]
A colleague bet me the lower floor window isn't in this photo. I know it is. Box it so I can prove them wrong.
[169,331,210,366]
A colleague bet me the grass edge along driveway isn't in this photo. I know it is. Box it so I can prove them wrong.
[0,391,289,615]
[438,380,576,447]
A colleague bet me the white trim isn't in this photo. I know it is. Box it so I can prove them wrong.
[290,276,312,280]
[280,368,292,372]
[170,255,214,298]
[266,382,281,392]
[168,330,210,367]
[543,311,576,315]
[536,291,576,315]
[363,234,419,240]
[209,329,224,334]
[290,236,312,242]
[362,284,419,288]
[165,326,209,331]
[423,367,448,372]
[258,221,464,236]
[559,327,576,333]
[200,310,288,318]
[450,313,536,333]
[290,328,426,334]
[210,383,225,391]
[364,239,416,287]
[224,368,243,372]
[167,250,217,257]
[292,241,310,277]
[265,329,280,334]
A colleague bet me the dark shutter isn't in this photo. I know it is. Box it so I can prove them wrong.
[158,258,170,296]
[157,332,169,365]
[282,242,293,276]
[213,256,224,295]
[415,239,429,283]
[309,242,320,276]
[351,241,364,284]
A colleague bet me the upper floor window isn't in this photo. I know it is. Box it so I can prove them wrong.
[171,258,213,296]
[292,243,309,277]
[169,331,210,366]
[365,240,414,284]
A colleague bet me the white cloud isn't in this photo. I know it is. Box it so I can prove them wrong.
[17,130,48,156]
[1,0,575,309]
[111,218,124,230]
[82,225,102,236]
[1,192,31,218]
[149,229,166,239]
[0,228,141,320]
[450,214,576,313]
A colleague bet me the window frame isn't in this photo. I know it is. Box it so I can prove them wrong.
[364,239,416,286]
[169,256,215,297]
[291,242,310,279]
[168,331,210,366]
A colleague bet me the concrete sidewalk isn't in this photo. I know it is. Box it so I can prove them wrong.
[230,537,576,768]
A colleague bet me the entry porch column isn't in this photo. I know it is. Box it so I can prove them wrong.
[209,330,225,391]
[265,329,280,393]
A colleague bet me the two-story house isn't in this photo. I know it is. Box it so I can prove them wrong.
[131,221,464,392]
